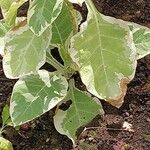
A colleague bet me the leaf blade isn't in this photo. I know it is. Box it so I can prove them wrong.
[70,1,136,107]
[51,1,76,45]
[0,20,9,56]
[129,23,150,59]
[2,105,11,126]
[3,23,51,78]
[10,70,68,126]
[54,81,104,142]
[28,0,63,35]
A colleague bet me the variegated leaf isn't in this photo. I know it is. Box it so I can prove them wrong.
[0,20,9,56]
[54,81,104,143]
[129,23,150,59]
[0,0,13,17]
[50,1,77,66]
[28,0,63,35]
[3,0,28,26]
[70,0,137,107]
[3,22,51,79]
[10,70,68,126]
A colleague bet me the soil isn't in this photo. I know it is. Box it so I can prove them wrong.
[0,0,150,150]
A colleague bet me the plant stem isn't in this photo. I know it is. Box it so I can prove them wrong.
[59,46,73,67]
[0,126,5,136]
[69,78,75,91]
[46,51,65,71]
[86,0,96,11]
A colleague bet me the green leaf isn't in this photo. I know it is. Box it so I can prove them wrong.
[28,0,63,36]
[0,20,8,37]
[51,1,76,45]
[2,0,28,26]
[54,80,104,143]
[3,23,51,79]
[0,0,12,9]
[0,0,13,17]
[0,137,13,150]
[51,1,77,67]
[70,0,136,107]
[0,20,9,56]
[2,105,12,126]
[130,24,150,59]
[10,70,68,126]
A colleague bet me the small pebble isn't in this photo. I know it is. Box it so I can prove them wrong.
[46,138,50,142]
[125,112,130,117]
[146,118,150,122]
[88,137,94,141]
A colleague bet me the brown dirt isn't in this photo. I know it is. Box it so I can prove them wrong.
[0,0,150,150]
[93,0,150,28]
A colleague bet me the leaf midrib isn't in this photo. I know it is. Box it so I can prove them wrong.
[87,0,109,86]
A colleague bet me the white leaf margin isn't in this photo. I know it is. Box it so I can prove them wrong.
[3,23,52,79]
[10,70,69,126]
[28,0,63,36]
[128,22,150,59]
[70,4,137,104]
[0,37,5,56]
[69,0,85,5]
[54,95,104,144]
